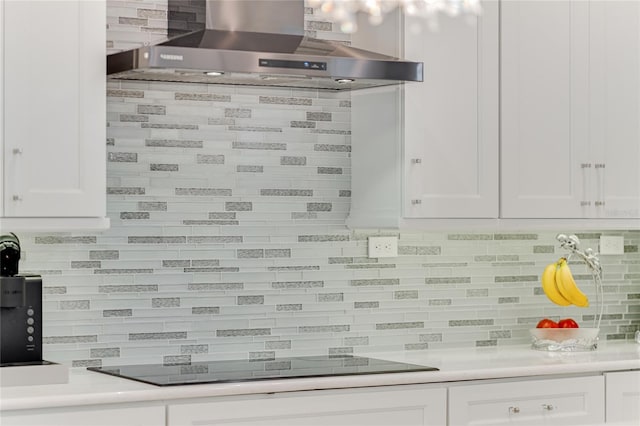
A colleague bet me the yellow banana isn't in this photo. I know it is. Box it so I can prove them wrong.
[555,258,589,307]
[541,261,572,306]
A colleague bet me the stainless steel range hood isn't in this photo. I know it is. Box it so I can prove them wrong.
[107,0,423,91]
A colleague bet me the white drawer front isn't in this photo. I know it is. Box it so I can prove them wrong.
[0,405,165,426]
[449,375,604,425]
[605,371,640,423]
[168,385,446,426]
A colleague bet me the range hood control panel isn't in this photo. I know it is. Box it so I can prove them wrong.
[259,58,327,71]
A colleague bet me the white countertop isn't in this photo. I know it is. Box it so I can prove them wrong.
[2,342,639,412]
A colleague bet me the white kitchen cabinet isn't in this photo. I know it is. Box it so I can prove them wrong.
[0,404,165,426]
[588,1,640,219]
[0,0,109,232]
[501,0,640,220]
[605,371,640,424]
[500,0,590,219]
[448,375,605,425]
[167,385,447,426]
[402,4,499,220]
[349,1,499,227]
[349,0,640,229]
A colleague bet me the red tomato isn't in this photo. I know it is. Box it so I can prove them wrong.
[536,318,559,328]
[558,318,579,328]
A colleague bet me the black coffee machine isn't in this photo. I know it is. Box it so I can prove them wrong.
[0,233,42,365]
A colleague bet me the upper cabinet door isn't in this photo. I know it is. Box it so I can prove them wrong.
[404,1,499,218]
[502,0,640,220]
[2,0,106,219]
[350,0,639,229]
[500,0,591,218]
[349,1,498,228]
[589,0,640,219]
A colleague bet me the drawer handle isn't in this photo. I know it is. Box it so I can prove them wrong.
[542,404,554,411]
[411,199,422,205]
[508,406,520,414]
[12,195,22,202]
[12,148,23,155]
[411,158,422,164]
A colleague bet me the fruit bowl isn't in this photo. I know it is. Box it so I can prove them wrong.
[529,328,599,352]
[531,234,604,352]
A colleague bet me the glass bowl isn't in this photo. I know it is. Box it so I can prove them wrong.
[529,328,599,352]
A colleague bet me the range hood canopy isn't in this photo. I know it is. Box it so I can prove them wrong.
[107,0,423,91]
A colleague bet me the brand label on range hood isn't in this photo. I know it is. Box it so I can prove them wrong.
[259,58,327,71]
[160,54,184,61]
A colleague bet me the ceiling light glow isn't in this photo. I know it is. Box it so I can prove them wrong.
[308,0,482,33]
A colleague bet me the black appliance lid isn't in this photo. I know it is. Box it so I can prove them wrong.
[87,355,438,386]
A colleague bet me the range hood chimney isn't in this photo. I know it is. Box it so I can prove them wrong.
[107,0,423,91]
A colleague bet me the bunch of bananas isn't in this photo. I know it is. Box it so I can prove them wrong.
[541,257,589,307]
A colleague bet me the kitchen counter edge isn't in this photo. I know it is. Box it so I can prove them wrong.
[1,342,639,412]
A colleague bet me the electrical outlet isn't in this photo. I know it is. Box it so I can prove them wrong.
[368,236,398,258]
[599,235,624,255]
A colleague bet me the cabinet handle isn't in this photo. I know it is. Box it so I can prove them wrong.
[595,201,605,207]
[12,148,23,155]
[594,163,605,169]
[12,195,22,202]
[411,158,422,164]
[411,199,422,205]
[542,404,554,411]
[580,201,591,206]
[508,406,520,414]
[580,163,592,169]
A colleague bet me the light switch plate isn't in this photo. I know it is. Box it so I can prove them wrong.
[368,236,398,258]
[599,235,624,255]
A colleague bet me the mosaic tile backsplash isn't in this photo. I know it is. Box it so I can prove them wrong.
[15,1,640,367]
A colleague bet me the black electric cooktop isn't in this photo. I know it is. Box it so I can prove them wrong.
[87,355,438,386]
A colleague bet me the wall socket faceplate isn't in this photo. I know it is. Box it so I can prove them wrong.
[599,235,625,255]
[368,236,398,258]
